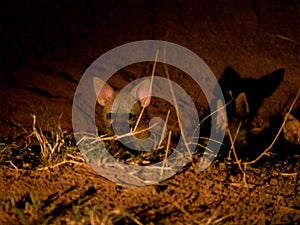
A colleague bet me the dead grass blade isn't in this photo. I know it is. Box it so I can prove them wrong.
[160,130,172,178]
[226,125,248,189]
[133,50,159,133]
[30,113,67,161]
[264,32,300,45]
[294,154,300,206]
[163,45,192,159]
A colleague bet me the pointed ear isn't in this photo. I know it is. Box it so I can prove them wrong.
[131,79,151,107]
[235,92,249,118]
[93,77,114,106]
[257,68,285,97]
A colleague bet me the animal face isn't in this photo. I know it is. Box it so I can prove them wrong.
[215,67,285,150]
[93,77,151,136]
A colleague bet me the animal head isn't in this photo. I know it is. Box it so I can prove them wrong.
[218,67,285,118]
[215,67,285,150]
[93,77,151,135]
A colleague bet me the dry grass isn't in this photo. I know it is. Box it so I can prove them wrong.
[0,113,82,171]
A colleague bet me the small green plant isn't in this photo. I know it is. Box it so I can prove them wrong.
[10,190,53,225]
[69,200,83,222]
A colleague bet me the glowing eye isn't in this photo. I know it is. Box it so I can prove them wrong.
[106,113,114,120]
[128,113,134,120]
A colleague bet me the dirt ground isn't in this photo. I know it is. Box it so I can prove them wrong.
[1,0,300,224]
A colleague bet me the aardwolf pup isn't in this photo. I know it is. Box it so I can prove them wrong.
[216,67,285,150]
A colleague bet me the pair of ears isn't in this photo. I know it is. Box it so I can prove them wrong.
[93,77,151,108]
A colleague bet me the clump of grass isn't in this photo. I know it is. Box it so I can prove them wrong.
[0,113,82,170]
[1,190,54,225]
